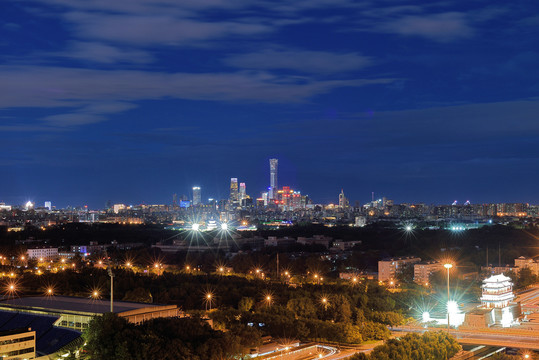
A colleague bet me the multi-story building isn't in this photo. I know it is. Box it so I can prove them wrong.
[229,178,239,203]
[239,182,246,201]
[413,261,442,284]
[0,327,35,360]
[192,186,201,206]
[514,256,539,275]
[378,256,421,282]
[27,247,58,260]
[480,274,515,309]
[269,158,278,200]
[338,189,349,209]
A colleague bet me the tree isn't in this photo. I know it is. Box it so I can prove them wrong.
[516,267,538,289]
[238,297,255,312]
[327,294,352,323]
[287,297,317,319]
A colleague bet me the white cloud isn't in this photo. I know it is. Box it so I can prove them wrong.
[225,49,371,74]
[371,12,474,41]
[0,65,394,125]
[61,12,272,46]
[58,41,154,63]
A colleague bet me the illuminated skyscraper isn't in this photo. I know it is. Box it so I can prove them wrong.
[239,182,246,201]
[230,178,239,203]
[339,189,349,208]
[192,186,201,206]
[269,158,278,199]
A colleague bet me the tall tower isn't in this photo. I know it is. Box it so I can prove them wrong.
[230,178,239,203]
[239,182,246,201]
[339,189,349,208]
[269,158,278,200]
[192,186,201,206]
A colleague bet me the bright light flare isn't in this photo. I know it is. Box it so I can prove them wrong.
[447,300,458,315]
[220,223,228,231]
[444,263,453,269]
[191,223,200,231]
[422,312,430,323]
[405,225,412,232]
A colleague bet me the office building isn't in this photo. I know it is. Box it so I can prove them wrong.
[413,261,442,284]
[378,256,421,282]
[239,182,246,201]
[339,189,349,209]
[44,201,52,211]
[269,158,278,199]
[229,178,239,203]
[192,187,201,206]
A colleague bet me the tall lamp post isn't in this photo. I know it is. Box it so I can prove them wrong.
[444,263,453,332]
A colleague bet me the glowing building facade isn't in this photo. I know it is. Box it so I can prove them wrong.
[192,187,201,206]
[480,274,515,309]
[229,178,239,203]
[269,158,278,200]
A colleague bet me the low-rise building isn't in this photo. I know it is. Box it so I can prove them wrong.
[0,327,35,360]
[27,247,58,260]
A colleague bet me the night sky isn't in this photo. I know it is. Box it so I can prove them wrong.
[2,1,539,208]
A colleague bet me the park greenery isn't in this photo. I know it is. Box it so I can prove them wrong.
[83,313,257,360]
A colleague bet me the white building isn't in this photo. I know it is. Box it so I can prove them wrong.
[480,274,515,309]
[27,247,58,260]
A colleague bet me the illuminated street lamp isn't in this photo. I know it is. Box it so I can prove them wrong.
[205,293,213,311]
[265,295,272,307]
[321,297,329,311]
[220,223,228,231]
[444,263,453,331]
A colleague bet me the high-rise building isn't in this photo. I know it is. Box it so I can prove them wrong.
[230,178,239,203]
[44,201,52,210]
[339,189,349,208]
[269,158,278,199]
[192,186,201,206]
[239,182,246,201]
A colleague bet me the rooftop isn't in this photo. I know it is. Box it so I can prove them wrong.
[0,296,158,315]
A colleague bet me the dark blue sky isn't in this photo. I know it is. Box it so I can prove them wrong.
[1,0,539,208]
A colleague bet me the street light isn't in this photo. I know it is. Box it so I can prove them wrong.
[265,295,272,307]
[321,297,329,311]
[444,263,453,331]
[205,293,213,311]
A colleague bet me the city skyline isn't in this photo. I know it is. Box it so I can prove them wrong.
[2,1,539,208]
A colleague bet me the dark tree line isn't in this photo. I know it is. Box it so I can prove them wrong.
[83,313,260,360]
[348,331,460,360]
